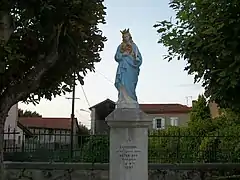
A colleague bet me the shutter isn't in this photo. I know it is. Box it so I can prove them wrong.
[161,118,165,129]
[175,117,179,126]
[152,118,156,129]
[170,117,174,126]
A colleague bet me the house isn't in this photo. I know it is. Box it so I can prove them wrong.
[4,104,18,144]
[90,99,192,134]
[18,117,80,147]
[4,104,33,151]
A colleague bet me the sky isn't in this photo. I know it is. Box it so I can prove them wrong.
[19,0,204,128]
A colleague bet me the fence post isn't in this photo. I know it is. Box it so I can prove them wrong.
[176,128,180,161]
[13,128,16,152]
[106,107,152,180]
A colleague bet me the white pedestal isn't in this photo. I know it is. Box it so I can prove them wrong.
[106,108,152,180]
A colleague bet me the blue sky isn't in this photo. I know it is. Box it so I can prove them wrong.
[19,0,204,127]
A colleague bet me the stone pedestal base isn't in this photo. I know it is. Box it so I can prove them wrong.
[106,108,152,180]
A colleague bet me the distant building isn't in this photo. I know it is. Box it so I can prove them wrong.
[19,117,80,148]
[90,99,192,134]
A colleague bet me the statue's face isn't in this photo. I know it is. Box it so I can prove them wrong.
[123,33,130,42]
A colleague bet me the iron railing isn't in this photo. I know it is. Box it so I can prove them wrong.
[3,129,240,163]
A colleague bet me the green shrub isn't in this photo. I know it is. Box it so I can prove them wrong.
[212,112,238,129]
[199,125,240,163]
[149,127,199,163]
[190,95,211,122]
[81,135,109,163]
[149,129,169,163]
[148,119,221,163]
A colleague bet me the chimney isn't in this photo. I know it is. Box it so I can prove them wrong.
[209,101,220,118]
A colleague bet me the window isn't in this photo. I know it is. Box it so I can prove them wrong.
[153,117,165,130]
[156,119,162,129]
[170,117,179,126]
[18,136,21,144]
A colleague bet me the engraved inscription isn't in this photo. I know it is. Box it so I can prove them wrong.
[116,144,141,169]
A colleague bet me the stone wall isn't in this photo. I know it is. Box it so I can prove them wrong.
[6,169,210,180]
[4,162,240,180]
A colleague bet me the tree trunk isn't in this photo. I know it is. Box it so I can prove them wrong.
[0,109,8,180]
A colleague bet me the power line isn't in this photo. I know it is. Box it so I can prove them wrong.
[96,69,144,103]
[81,85,91,107]
[65,98,87,118]
[96,70,114,84]
[65,98,91,128]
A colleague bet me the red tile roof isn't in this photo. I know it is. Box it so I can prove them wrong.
[90,99,192,114]
[19,117,74,130]
[140,104,192,114]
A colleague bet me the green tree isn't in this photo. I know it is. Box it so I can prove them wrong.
[190,95,211,122]
[18,109,42,117]
[0,0,106,177]
[77,124,90,147]
[154,0,240,111]
[78,124,90,135]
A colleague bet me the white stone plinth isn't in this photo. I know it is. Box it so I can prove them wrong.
[106,108,152,180]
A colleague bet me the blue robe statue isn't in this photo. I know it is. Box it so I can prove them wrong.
[114,42,142,104]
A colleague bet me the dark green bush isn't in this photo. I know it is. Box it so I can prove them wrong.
[199,125,240,163]
[148,118,220,163]
[81,135,109,163]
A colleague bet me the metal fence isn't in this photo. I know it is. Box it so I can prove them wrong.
[3,129,240,163]
[3,129,20,152]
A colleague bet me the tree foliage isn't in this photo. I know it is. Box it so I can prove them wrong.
[154,0,240,110]
[0,0,106,109]
[18,108,42,117]
[0,1,106,174]
[190,95,211,122]
[78,124,90,135]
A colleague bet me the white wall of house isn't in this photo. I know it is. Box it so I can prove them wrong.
[4,104,18,140]
[4,104,18,131]
[4,103,24,150]
[90,108,96,135]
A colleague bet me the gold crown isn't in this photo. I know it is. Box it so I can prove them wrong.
[120,28,130,35]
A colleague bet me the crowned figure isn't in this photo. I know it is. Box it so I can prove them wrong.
[114,29,142,108]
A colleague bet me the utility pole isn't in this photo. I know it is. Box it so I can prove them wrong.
[66,73,80,159]
[70,73,75,160]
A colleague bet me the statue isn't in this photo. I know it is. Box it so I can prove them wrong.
[114,29,142,108]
